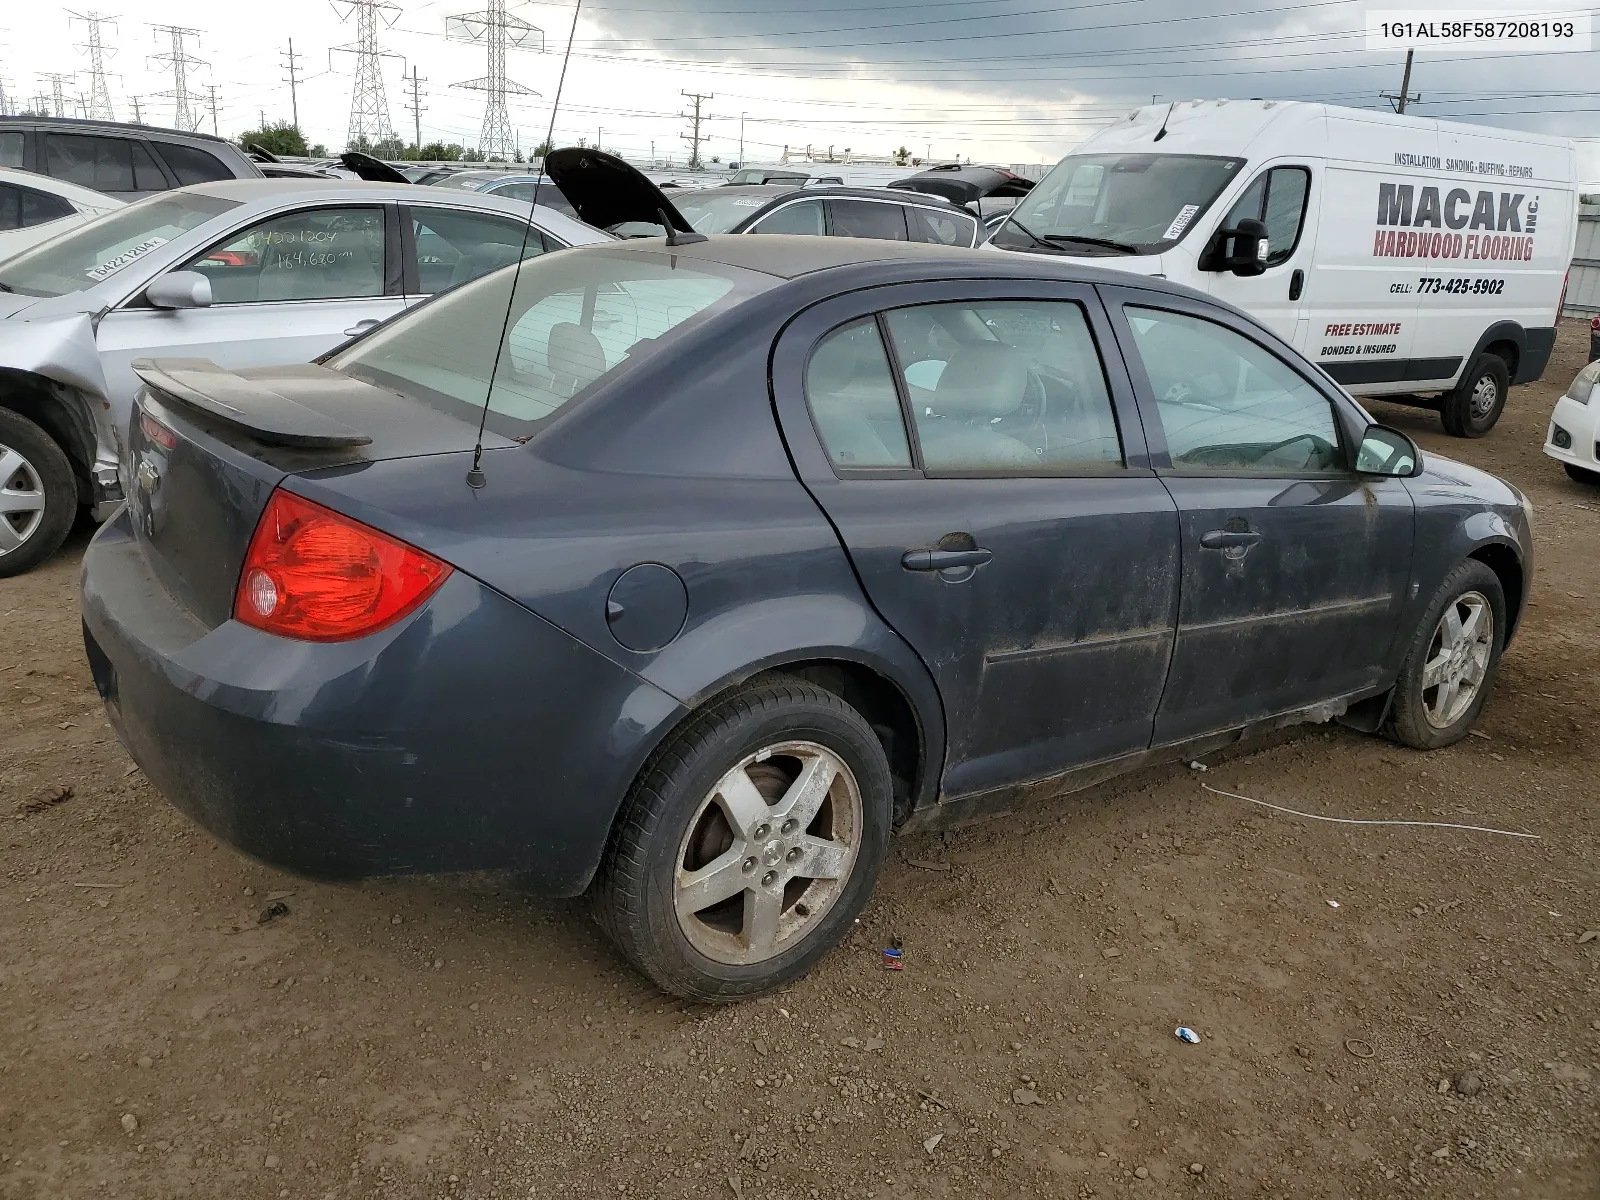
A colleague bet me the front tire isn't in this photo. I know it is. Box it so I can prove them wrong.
[594,678,893,1001]
[1564,462,1600,486]
[1440,353,1509,438]
[1387,560,1506,749]
[0,408,78,579]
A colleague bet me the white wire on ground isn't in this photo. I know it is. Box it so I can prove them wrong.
[1200,783,1541,840]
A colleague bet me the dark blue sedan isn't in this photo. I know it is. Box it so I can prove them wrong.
[81,235,1532,1000]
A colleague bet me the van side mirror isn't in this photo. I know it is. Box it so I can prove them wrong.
[1355,424,1422,477]
[1203,217,1269,277]
[146,270,213,310]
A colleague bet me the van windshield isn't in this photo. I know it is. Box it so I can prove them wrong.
[991,153,1244,256]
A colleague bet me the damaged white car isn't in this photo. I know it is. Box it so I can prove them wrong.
[0,178,606,574]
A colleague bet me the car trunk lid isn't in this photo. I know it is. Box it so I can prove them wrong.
[543,147,693,235]
[126,357,510,628]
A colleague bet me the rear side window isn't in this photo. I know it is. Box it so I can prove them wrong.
[1220,167,1310,267]
[805,319,913,469]
[827,199,907,240]
[907,206,977,247]
[0,183,74,230]
[410,207,546,295]
[44,133,167,193]
[0,132,23,169]
[156,142,233,185]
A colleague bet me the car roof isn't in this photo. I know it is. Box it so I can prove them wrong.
[599,233,1205,294]
[0,113,239,147]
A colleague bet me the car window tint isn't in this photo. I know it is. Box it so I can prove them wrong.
[188,207,385,304]
[884,300,1123,472]
[750,200,823,235]
[828,199,907,240]
[44,133,141,193]
[411,208,545,295]
[20,186,73,226]
[0,132,23,169]
[0,185,20,232]
[804,318,913,470]
[1221,167,1309,267]
[488,182,580,219]
[1125,306,1340,472]
[906,206,976,247]
[156,142,230,186]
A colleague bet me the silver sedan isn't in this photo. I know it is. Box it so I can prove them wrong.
[0,178,608,575]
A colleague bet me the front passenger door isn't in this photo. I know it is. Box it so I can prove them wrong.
[1108,289,1415,746]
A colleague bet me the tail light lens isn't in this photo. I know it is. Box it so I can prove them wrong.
[235,490,451,641]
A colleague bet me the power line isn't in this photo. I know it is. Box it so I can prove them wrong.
[448,0,543,160]
[281,39,302,129]
[69,11,118,121]
[680,89,712,169]
[331,0,402,149]
[148,24,206,132]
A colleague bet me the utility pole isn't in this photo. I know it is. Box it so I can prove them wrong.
[680,90,712,170]
[203,83,220,135]
[148,24,206,131]
[281,39,302,130]
[1381,48,1420,114]
[448,0,541,161]
[331,0,401,149]
[595,126,601,151]
[69,12,118,121]
[129,94,142,123]
[738,111,744,166]
[0,75,10,119]
[403,65,426,148]
[39,72,75,118]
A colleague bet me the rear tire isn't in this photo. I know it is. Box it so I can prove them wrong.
[1564,462,1600,486]
[594,678,893,1001]
[1440,353,1509,438]
[0,408,77,579]
[1386,560,1506,750]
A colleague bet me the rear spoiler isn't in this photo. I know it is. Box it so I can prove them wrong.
[131,358,372,448]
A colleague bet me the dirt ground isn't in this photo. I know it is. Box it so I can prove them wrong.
[2,321,1597,1200]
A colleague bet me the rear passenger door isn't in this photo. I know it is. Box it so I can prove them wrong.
[95,204,404,392]
[771,280,1180,800]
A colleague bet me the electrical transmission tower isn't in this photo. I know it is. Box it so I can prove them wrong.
[69,11,118,121]
[331,0,401,149]
[448,0,541,161]
[680,91,713,170]
[148,24,205,131]
[402,65,426,149]
[281,39,302,129]
[39,72,76,118]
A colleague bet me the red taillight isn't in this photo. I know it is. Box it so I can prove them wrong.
[234,490,451,642]
[1592,314,1600,333]
[140,412,178,450]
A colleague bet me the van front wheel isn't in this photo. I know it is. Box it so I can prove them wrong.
[1440,353,1509,438]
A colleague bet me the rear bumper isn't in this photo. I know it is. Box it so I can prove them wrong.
[80,510,685,892]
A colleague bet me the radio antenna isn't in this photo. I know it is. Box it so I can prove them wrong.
[1153,100,1175,142]
[466,0,581,490]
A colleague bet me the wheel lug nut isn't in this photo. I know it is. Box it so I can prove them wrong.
[742,857,758,872]
[753,823,770,839]
[761,871,778,887]
[786,847,803,862]
[780,819,798,835]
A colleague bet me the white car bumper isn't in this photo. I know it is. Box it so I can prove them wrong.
[1544,393,1599,474]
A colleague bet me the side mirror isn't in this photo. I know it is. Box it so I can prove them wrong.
[146,270,213,310]
[1203,217,1269,277]
[1356,424,1422,477]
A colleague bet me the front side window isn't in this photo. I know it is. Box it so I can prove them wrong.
[330,250,774,439]
[804,319,913,469]
[991,153,1244,256]
[907,207,978,247]
[750,200,824,235]
[1125,306,1341,472]
[156,142,233,185]
[410,207,545,295]
[188,207,386,303]
[885,300,1123,472]
[1219,167,1310,267]
[828,199,907,241]
[43,133,166,193]
[0,192,237,297]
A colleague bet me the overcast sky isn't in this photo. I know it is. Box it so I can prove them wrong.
[2,0,1597,173]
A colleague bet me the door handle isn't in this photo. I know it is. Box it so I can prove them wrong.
[902,547,994,572]
[1289,268,1304,302]
[343,319,380,337]
[1200,529,1263,550]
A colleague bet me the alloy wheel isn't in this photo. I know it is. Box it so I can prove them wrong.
[674,740,862,966]
[1420,590,1494,729]
[0,443,47,557]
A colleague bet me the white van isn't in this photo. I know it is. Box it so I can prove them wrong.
[989,100,1578,436]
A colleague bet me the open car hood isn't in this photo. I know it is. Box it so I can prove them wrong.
[339,152,410,184]
[543,147,692,234]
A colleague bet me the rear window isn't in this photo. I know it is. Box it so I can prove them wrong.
[156,142,234,185]
[0,192,237,297]
[330,248,776,439]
